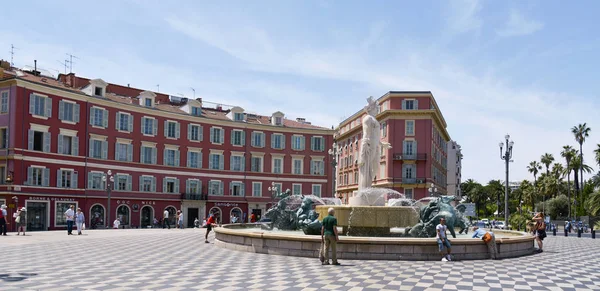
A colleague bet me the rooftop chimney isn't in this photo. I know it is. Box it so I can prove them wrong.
[296,117,306,123]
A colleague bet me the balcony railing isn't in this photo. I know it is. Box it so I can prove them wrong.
[182,193,208,200]
[393,153,428,161]
[401,178,427,184]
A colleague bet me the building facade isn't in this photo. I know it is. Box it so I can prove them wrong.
[0,63,334,231]
[334,92,451,201]
[446,140,462,197]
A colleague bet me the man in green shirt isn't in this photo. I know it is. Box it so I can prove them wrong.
[321,207,340,265]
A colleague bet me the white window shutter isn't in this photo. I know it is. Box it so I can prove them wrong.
[28,130,34,150]
[251,132,256,147]
[152,147,157,164]
[73,137,79,156]
[102,109,108,128]
[164,120,168,137]
[186,179,190,194]
[141,117,145,133]
[230,131,235,145]
[59,101,64,120]
[230,155,234,171]
[153,119,158,135]
[199,126,203,141]
[176,123,180,139]
[219,155,224,170]
[42,168,50,186]
[187,124,192,140]
[58,134,64,154]
[271,134,275,149]
[25,167,32,185]
[414,99,419,110]
[56,170,62,187]
[128,114,133,132]
[29,94,35,114]
[210,128,214,143]
[45,98,52,117]
[163,178,167,193]
[89,108,95,125]
[139,176,144,191]
[281,135,286,149]
[151,177,156,192]
[88,173,94,189]
[241,183,245,196]
[219,129,224,143]
[301,136,305,150]
[241,131,246,146]
[72,172,78,189]
[163,149,167,165]
[229,182,233,195]
[74,104,80,123]
[320,161,325,175]
[127,175,132,191]
[187,151,191,167]
[174,179,180,193]
[175,150,180,166]
[43,132,51,153]
[402,100,406,110]
[209,154,213,169]
[140,146,145,163]
[241,157,245,171]
[260,133,265,147]
[115,113,120,130]
[89,139,94,158]
[219,182,223,195]
[311,137,315,151]
[127,144,133,161]
[102,141,108,159]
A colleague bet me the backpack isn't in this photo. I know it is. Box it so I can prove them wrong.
[482,232,492,243]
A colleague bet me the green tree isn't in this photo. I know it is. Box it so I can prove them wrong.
[572,123,591,209]
[486,180,504,219]
[561,145,577,218]
[586,190,600,217]
[594,143,600,168]
[570,155,594,214]
[527,161,542,210]
[519,180,536,212]
[541,153,554,175]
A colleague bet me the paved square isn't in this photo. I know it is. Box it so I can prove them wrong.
[0,229,599,290]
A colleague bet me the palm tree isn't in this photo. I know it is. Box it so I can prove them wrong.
[541,153,554,175]
[572,123,591,213]
[527,161,542,211]
[520,180,535,212]
[570,155,594,215]
[594,143,600,168]
[561,145,577,218]
[486,180,504,219]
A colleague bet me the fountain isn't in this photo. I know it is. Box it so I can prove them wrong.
[213,97,535,260]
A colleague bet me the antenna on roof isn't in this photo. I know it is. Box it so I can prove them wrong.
[65,53,79,73]
[57,60,68,74]
[9,44,19,67]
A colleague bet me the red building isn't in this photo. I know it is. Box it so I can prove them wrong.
[0,61,334,231]
[335,92,451,201]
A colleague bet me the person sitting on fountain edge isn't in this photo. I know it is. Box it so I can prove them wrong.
[320,207,340,266]
[437,217,452,261]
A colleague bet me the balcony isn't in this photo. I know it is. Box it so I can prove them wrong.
[401,178,427,184]
[182,193,208,200]
[393,153,427,161]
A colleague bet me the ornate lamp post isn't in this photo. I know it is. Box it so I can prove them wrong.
[428,183,437,197]
[328,142,339,201]
[102,170,114,228]
[267,182,278,206]
[499,134,514,227]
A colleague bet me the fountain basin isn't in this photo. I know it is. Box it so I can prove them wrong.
[215,224,536,261]
[315,205,419,236]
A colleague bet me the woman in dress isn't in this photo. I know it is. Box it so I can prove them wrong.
[16,207,27,235]
[75,208,85,235]
[532,212,546,253]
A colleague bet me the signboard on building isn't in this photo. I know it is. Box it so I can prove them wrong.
[462,203,476,217]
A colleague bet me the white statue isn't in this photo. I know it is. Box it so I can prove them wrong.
[357,96,391,190]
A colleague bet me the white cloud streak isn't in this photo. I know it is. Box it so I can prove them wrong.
[497,10,544,37]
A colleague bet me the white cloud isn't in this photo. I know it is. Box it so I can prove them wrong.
[444,0,483,35]
[497,10,544,37]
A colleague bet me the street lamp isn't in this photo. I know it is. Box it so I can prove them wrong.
[428,183,437,197]
[328,142,339,202]
[499,134,514,228]
[102,170,114,228]
[267,182,278,205]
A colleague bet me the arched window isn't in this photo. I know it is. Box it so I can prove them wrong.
[89,204,105,229]
[140,206,154,228]
[117,205,130,226]
[230,207,243,223]
[209,207,222,224]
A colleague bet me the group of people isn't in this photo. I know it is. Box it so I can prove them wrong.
[64,205,85,235]
[159,209,185,229]
[0,204,27,236]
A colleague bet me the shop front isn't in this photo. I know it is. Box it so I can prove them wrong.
[181,199,206,228]
[206,202,248,224]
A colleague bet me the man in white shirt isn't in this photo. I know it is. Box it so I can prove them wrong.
[163,209,170,229]
[437,217,452,261]
[0,205,7,236]
[65,205,75,235]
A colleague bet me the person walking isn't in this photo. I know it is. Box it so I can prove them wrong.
[320,207,340,266]
[163,209,170,229]
[472,225,497,259]
[65,205,75,235]
[75,208,85,235]
[205,213,217,243]
[16,207,27,235]
[533,212,546,253]
[0,205,7,236]
[437,217,452,261]
[113,218,121,229]
[177,210,184,229]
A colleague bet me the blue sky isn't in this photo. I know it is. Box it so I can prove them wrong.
[3,0,600,184]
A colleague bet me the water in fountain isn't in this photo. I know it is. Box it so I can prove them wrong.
[349,187,403,206]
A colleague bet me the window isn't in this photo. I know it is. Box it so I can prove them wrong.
[275,116,282,125]
[404,188,414,199]
[381,122,387,137]
[115,142,133,162]
[187,151,202,168]
[210,127,224,144]
[59,101,80,123]
[403,164,415,179]
[230,182,244,196]
[87,172,106,190]
[231,130,245,146]
[0,91,8,114]
[403,140,415,155]
[163,148,180,167]
[142,117,157,136]
[186,180,201,194]
[311,160,324,175]
[140,145,157,164]
[272,157,283,174]
[291,135,305,151]
[58,134,79,156]
[116,112,133,132]
[0,165,5,185]
[234,112,244,121]
[406,120,415,135]
[56,202,77,226]
[89,139,107,159]
[271,134,285,149]
[188,124,203,141]
[293,159,303,175]
[0,128,6,149]
[252,182,262,197]
[230,155,245,172]
[140,176,156,192]
[163,178,180,193]
[272,183,282,195]
[165,121,180,139]
[115,174,132,191]
[191,106,201,116]
[27,167,49,186]
[312,184,322,197]
[28,130,50,152]
[251,156,263,172]
[292,184,302,195]
[311,136,325,151]
[209,180,223,195]
[144,98,152,107]
[94,87,103,96]
[251,132,265,148]
[209,153,224,170]
[90,107,108,128]
[29,93,51,117]
[57,169,77,188]
[402,99,418,110]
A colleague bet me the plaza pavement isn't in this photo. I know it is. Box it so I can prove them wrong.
[0,228,599,290]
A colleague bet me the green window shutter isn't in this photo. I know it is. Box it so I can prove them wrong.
[174,179,180,193]
[219,181,223,195]
[57,134,64,154]
[187,124,192,140]
[127,175,132,191]
[59,101,64,120]
[139,176,144,191]
[128,114,133,132]
[163,149,167,165]
[88,173,93,189]
[45,98,52,117]
[151,177,156,192]
[89,108,95,125]
[72,172,78,189]
[281,135,286,149]
[127,144,133,162]
[241,131,246,146]
[72,137,79,156]
[57,170,62,188]
[26,167,32,185]
[140,146,145,163]
[42,168,50,186]
[102,109,108,128]
[151,147,157,164]
[74,104,80,123]
[402,100,406,110]
[164,120,168,137]
[209,154,213,169]
[102,141,108,159]
[241,183,245,196]
[199,125,203,141]
[141,117,145,133]
[186,179,190,194]
[219,155,224,170]
[115,112,120,130]
[187,151,191,167]
[175,150,180,167]
[43,132,51,153]
[163,178,167,193]
[311,137,315,151]
[414,99,419,110]
[153,119,158,136]
[29,94,35,114]
[210,127,214,142]
[230,155,234,171]
[28,130,33,150]
[176,123,180,139]
[219,129,224,144]
[241,157,245,171]
[251,132,256,147]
